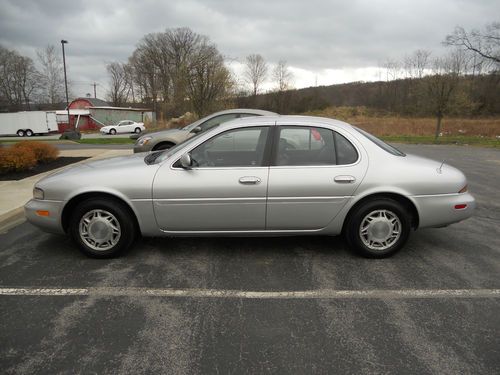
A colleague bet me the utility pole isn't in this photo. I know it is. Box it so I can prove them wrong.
[61,40,71,130]
[93,82,97,98]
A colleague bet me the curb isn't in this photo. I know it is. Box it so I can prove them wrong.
[0,207,25,233]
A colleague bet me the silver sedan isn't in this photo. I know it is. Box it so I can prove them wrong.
[25,115,475,258]
[133,108,276,153]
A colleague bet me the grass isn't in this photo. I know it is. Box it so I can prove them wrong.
[75,138,135,144]
[304,106,500,138]
[380,135,500,148]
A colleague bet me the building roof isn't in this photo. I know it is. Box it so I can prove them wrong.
[72,97,110,107]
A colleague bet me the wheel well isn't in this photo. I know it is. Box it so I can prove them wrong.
[61,192,140,233]
[342,192,419,233]
[152,141,176,151]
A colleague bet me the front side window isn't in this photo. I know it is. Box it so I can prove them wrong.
[189,127,269,167]
[275,126,358,166]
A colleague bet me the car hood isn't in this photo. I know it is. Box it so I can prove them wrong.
[36,152,159,201]
[141,128,189,139]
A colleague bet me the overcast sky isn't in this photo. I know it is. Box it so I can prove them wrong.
[0,0,498,98]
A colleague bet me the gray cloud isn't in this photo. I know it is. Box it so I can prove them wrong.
[1,0,498,96]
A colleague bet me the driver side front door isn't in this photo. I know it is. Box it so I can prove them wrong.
[152,125,273,232]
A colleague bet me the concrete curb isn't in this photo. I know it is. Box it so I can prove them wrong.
[0,207,25,233]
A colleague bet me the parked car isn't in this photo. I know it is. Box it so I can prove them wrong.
[133,109,277,153]
[100,120,145,135]
[25,115,475,259]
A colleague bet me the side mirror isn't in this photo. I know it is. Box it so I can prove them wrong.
[191,126,202,134]
[179,153,193,169]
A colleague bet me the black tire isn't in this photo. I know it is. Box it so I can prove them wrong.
[69,198,136,258]
[153,142,175,151]
[25,129,33,137]
[344,198,411,258]
[17,129,25,137]
[109,128,117,135]
[134,127,141,134]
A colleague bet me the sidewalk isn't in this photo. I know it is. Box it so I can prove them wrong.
[0,149,132,231]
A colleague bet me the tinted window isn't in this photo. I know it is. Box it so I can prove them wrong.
[334,132,358,164]
[276,126,358,166]
[190,127,269,167]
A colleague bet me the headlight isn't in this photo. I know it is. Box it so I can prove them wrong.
[137,136,152,146]
[33,187,44,200]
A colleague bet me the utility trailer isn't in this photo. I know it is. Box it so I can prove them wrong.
[0,111,58,137]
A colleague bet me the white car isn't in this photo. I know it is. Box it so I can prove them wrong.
[100,120,145,135]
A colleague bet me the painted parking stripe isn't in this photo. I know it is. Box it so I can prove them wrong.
[0,287,499,299]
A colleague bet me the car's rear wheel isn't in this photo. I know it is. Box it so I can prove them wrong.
[153,142,175,151]
[109,128,117,135]
[134,127,141,134]
[345,198,411,258]
[69,198,136,258]
[17,129,25,137]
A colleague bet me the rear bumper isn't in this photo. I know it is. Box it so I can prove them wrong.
[24,199,65,234]
[412,192,476,228]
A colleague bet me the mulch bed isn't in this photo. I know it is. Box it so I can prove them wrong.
[0,157,89,181]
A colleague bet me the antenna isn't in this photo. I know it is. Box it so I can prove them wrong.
[437,160,445,174]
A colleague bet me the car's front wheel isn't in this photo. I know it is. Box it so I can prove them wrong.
[345,198,411,258]
[69,198,136,258]
[109,129,117,135]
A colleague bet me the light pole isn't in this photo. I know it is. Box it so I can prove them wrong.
[61,40,71,130]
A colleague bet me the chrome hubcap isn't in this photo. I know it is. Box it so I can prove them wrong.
[359,209,401,251]
[79,209,121,251]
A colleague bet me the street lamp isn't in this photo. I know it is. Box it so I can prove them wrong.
[60,40,71,130]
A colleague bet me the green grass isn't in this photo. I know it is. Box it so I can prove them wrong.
[75,138,135,144]
[380,135,500,148]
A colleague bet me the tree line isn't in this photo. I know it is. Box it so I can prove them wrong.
[1,22,498,128]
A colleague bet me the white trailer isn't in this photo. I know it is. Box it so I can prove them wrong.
[0,111,58,137]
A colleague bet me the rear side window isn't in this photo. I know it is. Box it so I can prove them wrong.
[334,132,358,164]
[275,126,358,166]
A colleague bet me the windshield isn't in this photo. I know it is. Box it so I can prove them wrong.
[352,126,406,157]
[144,129,208,165]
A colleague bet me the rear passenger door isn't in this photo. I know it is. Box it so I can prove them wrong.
[266,124,368,230]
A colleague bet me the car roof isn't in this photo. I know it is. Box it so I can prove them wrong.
[217,115,354,131]
[208,108,278,116]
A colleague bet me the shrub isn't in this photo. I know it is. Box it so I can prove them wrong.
[13,141,59,163]
[0,146,37,173]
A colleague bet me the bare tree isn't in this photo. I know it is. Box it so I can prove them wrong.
[273,60,293,91]
[123,28,234,116]
[106,62,129,106]
[244,54,268,96]
[404,49,431,79]
[36,45,65,104]
[425,51,464,140]
[187,43,233,115]
[0,45,39,109]
[445,22,500,65]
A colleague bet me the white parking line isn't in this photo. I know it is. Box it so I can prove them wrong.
[0,287,499,299]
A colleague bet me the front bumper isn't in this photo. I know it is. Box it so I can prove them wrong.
[412,192,476,228]
[24,199,65,234]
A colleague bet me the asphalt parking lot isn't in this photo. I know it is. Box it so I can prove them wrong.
[1,144,499,374]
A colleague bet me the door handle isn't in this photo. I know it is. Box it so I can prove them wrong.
[334,175,356,183]
[239,176,261,185]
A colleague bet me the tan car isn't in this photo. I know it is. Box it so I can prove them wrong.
[133,109,276,153]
